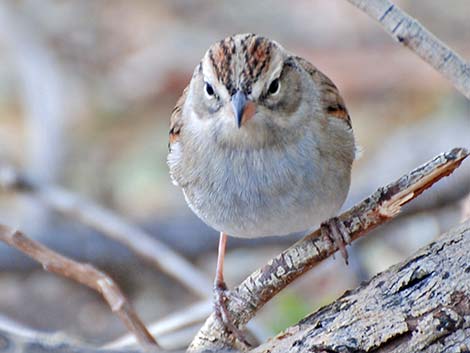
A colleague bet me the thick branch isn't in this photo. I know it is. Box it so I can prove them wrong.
[188,148,469,351]
[252,220,470,352]
[346,0,470,99]
[1,224,469,353]
[0,225,159,351]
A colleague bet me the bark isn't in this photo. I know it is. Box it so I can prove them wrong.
[252,220,470,353]
[0,221,468,353]
[188,148,469,352]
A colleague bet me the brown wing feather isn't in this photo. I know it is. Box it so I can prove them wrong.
[168,85,189,151]
[295,56,352,129]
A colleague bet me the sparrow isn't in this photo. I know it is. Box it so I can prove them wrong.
[167,33,355,342]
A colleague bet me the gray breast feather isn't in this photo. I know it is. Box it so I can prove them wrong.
[170,133,351,238]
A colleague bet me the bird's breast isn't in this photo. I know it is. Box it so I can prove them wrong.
[175,136,349,238]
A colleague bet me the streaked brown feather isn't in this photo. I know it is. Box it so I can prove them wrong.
[295,56,352,128]
[208,34,274,95]
[169,85,188,150]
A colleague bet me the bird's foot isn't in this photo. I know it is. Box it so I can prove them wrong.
[321,217,351,265]
[213,281,251,347]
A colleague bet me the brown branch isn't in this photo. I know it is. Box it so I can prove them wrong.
[0,224,159,351]
[188,147,469,351]
[0,166,213,299]
[345,0,470,99]
[0,166,268,347]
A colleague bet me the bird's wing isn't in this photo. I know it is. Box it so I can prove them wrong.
[295,56,352,129]
[168,85,189,151]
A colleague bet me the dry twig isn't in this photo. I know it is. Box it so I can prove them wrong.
[188,147,469,351]
[346,0,470,99]
[0,167,268,347]
[104,300,212,349]
[0,224,159,351]
[0,166,212,299]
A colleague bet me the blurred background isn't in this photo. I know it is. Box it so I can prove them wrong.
[0,0,469,350]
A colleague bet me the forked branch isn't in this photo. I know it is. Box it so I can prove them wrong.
[188,147,469,351]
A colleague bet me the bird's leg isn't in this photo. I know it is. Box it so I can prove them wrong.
[321,217,351,265]
[213,232,251,346]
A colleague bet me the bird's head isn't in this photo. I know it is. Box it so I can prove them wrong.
[187,34,308,147]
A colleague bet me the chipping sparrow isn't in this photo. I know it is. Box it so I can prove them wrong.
[168,33,355,341]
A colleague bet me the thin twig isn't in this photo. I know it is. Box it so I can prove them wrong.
[0,224,159,351]
[0,165,212,299]
[0,167,269,346]
[188,147,469,351]
[251,220,470,353]
[104,300,212,349]
[0,314,42,339]
[105,300,267,350]
[346,0,470,99]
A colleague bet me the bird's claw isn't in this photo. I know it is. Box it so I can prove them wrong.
[321,217,351,265]
[213,281,251,348]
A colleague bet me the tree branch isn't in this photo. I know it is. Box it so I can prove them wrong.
[0,167,267,348]
[0,224,159,351]
[0,149,464,353]
[0,166,213,299]
[252,220,470,352]
[188,147,469,351]
[346,0,470,99]
[0,327,141,353]
[104,300,212,349]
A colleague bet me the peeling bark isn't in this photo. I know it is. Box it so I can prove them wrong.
[252,221,470,353]
[188,149,469,351]
[0,222,468,353]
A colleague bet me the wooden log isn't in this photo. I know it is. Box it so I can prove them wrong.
[252,220,470,353]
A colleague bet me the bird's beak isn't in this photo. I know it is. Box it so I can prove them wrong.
[231,91,256,128]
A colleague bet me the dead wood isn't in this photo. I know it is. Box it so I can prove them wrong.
[252,220,470,353]
[1,171,469,353]
[188,148,469,351]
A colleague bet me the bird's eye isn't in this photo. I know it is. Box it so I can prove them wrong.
[268,78,280,95]
[205,82,215,98]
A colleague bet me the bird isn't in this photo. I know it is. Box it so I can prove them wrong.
[167,33,356,342]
